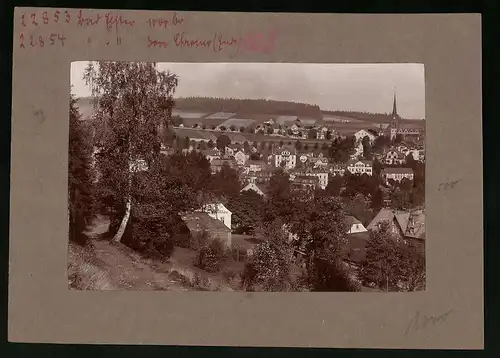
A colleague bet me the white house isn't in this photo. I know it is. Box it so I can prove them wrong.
[384,150,405,165]
[312,156,329,169]
[241,182,265,196]
[200,149,220,163]
[197,202,232,230]
[346,160,373,176]
[233,150,248,166]
[381,168,414,184]
[290,123,301,135]
[354,129,376,145]
[311,171,329,190]
[290,169,329,190]
[329,164,346,176]
[247,160,267,172]
[346,216,368,234]
[317,126,329,139]
[273,146,297,169]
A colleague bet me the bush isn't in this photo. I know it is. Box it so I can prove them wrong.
[309,257,362,292]
[122,214,175,261]
[194,238,227,273]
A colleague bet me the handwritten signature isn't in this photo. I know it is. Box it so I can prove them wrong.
[438,179,461,191]
[404,309,453,336]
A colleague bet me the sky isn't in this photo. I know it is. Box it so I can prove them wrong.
[71,61,425,119]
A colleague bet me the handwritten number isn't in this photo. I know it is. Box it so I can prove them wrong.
[54,10,60,23]
[19,33,25,49]
[50,34,56,45]
[64,11,70,24]
[39,36,44,47]
[21,14,26,27]
[58,34,67,46]
[42,12,49,24]
[31,13,38,26]
[29,36,35,47]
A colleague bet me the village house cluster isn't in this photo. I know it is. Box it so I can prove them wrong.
[148,94,426,262]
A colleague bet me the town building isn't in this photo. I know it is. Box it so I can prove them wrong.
[367,208,425,251]
[329,163,347,177]
[380,167,414,184]
[384,149,406,165]
[273,145,297,169]
[290,175,319,192]
[240,182,266,197]
[181,212,232,248]
[290,168,329,190]
[346,159,373,176]
[233,150,248,166]
[380,93,425,141]
[200,149,220,163]
[246,160,267,172]
[346,216,368,234]
[197,202,232,230]
[354,129,377,145]
[210,158,237,174]
[243,169,275,185]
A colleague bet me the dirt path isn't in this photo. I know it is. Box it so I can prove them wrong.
[70,215,189,291]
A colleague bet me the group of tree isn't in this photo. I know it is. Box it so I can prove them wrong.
[174,96,323,119]
[360,221,425,291]
[238,168,363,292]
[77,61,237,260]
[68,93,94,245]
[327,136,356,163]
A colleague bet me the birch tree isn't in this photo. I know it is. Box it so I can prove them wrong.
[83,61,178,243]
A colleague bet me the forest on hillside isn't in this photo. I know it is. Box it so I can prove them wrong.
[77,95,423,122]
[323,110,424,122]
[174,97,323,119]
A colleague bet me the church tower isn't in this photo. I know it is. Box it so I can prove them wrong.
[389,92,400,140]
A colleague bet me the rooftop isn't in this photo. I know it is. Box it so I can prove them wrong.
[346,215,362,226]
[381,167,414,174]
[181,212,231,233]
[347,159,373,166]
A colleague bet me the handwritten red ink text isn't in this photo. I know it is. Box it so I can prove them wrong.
[147,35,169,48]
[146,30,278,58]
[104,13,135,32]
[77,10,101,27]
[20,10,71,27]
[19,32,67,49]
[147,12,185,28]
[239,30,278,55]
[213,32,239,53]
[174,32,212,49]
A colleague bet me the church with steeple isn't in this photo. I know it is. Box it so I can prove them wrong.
[389,92,400,140]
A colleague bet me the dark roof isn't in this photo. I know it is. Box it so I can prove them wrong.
[181,213,231,233]
[211,158,236,166]
[346,216,362,226]
[347,159,373,166]
[367,208,425,240]
[381,167,414,174]
[247,160,266,166]
[200,149,219,156]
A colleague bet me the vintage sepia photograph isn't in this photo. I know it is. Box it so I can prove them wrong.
[68,61,426,292]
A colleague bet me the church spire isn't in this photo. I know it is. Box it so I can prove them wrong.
[392,91,398,117]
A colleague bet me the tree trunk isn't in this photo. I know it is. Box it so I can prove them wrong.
[111,194,131,243]
[112,155,133,243]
